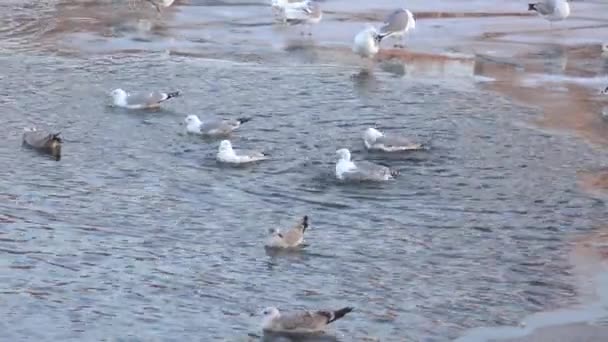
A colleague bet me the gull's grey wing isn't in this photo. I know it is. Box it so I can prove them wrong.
[343,161,393,181]
[281,228,303,246]
[199,120,234,135]
[23,130,53,148]
[279,310,328,331]
[126,91,168,107]
[234,149,266,159]
[375,135,422,150]
[379,9,409,35]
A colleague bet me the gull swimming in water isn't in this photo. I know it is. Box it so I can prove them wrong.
[353,26,384,59]
[22,128,62,161]
[335,148,397,182]
[274,0,322,35]
[528,0,570,24]
[110,88,180,109]
[363,128,424,152]
[265,216,309,249]
[378,8,416,48]
[145,0,175,12]
[260,306,354,333]
[184,114,252,138]
[217,140,268,164]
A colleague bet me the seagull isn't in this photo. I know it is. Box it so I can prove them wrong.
[260,306,354,333]
[265,216,309,249]
[528,0,570,24]
[602,85,608,95]
[22,128,62,161]
[363,128,424,152]
[145,0,175,13]
[110,88,180,109]
[353,26,384,59]
[378,8,416,49]
[217,140,269,164]
[275,0,322,35]
[184,115,252,138]
[335,148,398,182]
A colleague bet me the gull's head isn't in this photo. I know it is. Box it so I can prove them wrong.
[336,148,351,161]
[261,307,280,319]
[110,88,127,104]
[364,127,384,142]
[218,140,234,154]
[184,114,201,126]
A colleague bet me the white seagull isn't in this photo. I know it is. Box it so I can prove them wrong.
[528,0,570,23]
[145,0,175,13]
[363,128,424,152]
[265,216,309,249]
[335,148,397,182]
[260,306,354,333]
[353,26,384,59]
[378,8,416,48]
[184,114,251,137]
[217,140,269,164]
[274,0,322,34]
[110,88,180,109]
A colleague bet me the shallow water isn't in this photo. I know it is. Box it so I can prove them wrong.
[1,1,608,341]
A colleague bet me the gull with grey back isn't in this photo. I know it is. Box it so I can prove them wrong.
[265,215,309,249]
[528,0,570,24]
[260,306,354,334]
[22,128,62,161]
[110,88,180,109]
[378,8,416,48]
[335,148,398,182]
[184,114,251,138]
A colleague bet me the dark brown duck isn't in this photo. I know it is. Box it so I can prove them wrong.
[22,128,62,161]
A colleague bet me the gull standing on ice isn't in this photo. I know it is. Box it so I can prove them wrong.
[353,26,384,59]
[110,88,180,109]
[145,0,175,13]
[260,306,354,333]
[275,0,322,35]
[528,0,570,25]
[335,148,398,182]
[363,128,424,152]
[265,216,309,249]
[217,140,268,164]
[184,114,252,138]
[378,8,416,48]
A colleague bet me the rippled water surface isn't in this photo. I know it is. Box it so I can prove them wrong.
[1,1,607,341]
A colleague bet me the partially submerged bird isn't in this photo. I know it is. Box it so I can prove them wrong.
[335,148,397,182]
[363,127,424,152]
[145,0,175,13]
[260,306,354,333]
[216,140,269,164]
[22,128,62,161]
[378,8,416,48]
[353,26,383,59]
[528,0,570,23]
[110,88,180,109]
[265,216,309,249]
[184,114,251,138]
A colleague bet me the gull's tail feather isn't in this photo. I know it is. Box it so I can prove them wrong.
[328,307,354,324]
[166,91,180,99]
[237,117,252,125]
[528,3,536,11]
[52,132,62,143]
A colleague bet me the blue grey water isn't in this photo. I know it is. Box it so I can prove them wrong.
[0,1,607,341]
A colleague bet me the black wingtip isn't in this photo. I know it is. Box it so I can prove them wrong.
[602,86,608,94]
[329,307,354,323]
[390,169,400,178]
[52,133,63,143]
[167,91,180,99]
[302,215,309,231]
[528,3,536,11]
[238,117,252,124]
